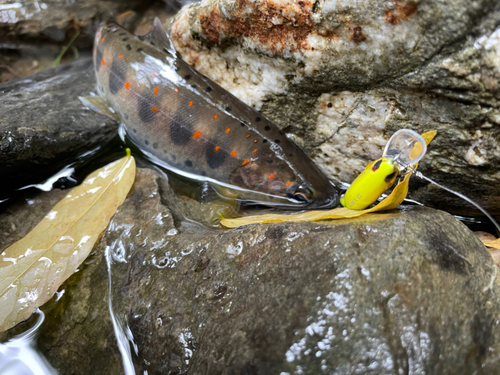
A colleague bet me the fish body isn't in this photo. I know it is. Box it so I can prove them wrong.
[340,157,398,210]
[93,19,338,208]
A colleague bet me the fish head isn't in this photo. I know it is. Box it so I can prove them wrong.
[228,152,323,207]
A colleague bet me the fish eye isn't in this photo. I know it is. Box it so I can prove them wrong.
[385,171,397,182]
[288,184,314,204]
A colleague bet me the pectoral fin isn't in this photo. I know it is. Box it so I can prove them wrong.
[79,95,120,121]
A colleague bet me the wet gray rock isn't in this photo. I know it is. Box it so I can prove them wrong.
[0,58,119,195]
[0,0,150,46]
[169,0,500,216]
[13,168,499,374]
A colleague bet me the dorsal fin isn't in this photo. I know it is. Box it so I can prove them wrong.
[143,18,177,56]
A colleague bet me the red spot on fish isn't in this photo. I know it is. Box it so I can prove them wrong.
[189,101,193,107]
[152,73,158,77]
[193,131,202,139]
[268,173,275,180]
[174,88,179,93]
[246,134,250,138]
[252,149,257,153]
[154,87,159,95]
[125,58,129,62]
[112,42,116,46]
[101,37,105,43]
[254,140,257,143]
[225,127,230,133]
[214,146,220,152]
[118,54,123,59]
[124,82,130,90]
[231,151,237,157]
[213,114,218,119]
[151,106,158,112]
[286,181,292,187]
[242,159,250,166]
[101,59,105,65]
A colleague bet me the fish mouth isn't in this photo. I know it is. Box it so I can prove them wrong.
[306,182,339,209]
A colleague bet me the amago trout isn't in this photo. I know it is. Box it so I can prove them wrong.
[92,19,338,209]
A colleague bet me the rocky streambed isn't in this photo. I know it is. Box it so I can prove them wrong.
[1,0,500,374]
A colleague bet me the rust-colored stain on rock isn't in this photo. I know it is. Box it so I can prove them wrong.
[384,0,417,24]
[199,0,315,53]
[350,25,366,43]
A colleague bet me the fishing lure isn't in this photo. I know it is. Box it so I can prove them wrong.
[86,18,338,209]
[341,129,425,210]
[341,129,500,234]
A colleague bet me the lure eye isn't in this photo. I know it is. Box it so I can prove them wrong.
[385,171,397,182]
[372,159,382,171]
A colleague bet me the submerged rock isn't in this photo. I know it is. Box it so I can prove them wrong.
[0,58,119,195]
[12,168,498,374]
[169,0,500,216]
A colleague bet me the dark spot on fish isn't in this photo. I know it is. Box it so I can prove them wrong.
[201,171,206,176]
[95,47,103,72]
[163,149,167,153]
[150,41,155,45]
[240,122,246,127]
[265,126,270,130]
[171,155,177,161]
[191,84,196,88]
[263,139,268,143]
[126,44,132,51]
[137,48,143,52]
[170,119,192,145]
[133,129,137,133]
[124,113,129,119]
[279,131,284,135]
[137,93,158,123]
[145,140,149,146]
[266,159,273,163]
[119,32,126,36]
[275,139,281,143]
[185,160,193,167]
[109,54,127,94]
[206,87,212,92]
[226,106,232,111]
[138,36,145,41]
[327,102,332,108]
[289,153,293,157]
[153,143,158,149]
[184,74,191,80]
[123,37,129,41]
[206,142,228,169]
[256,117,261,122]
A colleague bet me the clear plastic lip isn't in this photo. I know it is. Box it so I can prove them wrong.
[383,129,427,170]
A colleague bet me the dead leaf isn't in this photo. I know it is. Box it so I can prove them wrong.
[221,131,436,228]
[483,238,500,250]
[0,154,136,332]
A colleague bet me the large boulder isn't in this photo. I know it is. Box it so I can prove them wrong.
[169,0,500,216]
[0,58,119,195]
[1,168,497,374]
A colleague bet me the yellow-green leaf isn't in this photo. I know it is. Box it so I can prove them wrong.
[483,238,500,250]
[221,131,436,228]
[0,154,136,332]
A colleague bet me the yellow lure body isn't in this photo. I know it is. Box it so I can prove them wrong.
[340,157,399,210]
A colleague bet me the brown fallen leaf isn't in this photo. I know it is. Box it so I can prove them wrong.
[0,153,136,332]
[221,131,436,228]
[483,238,500,250]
